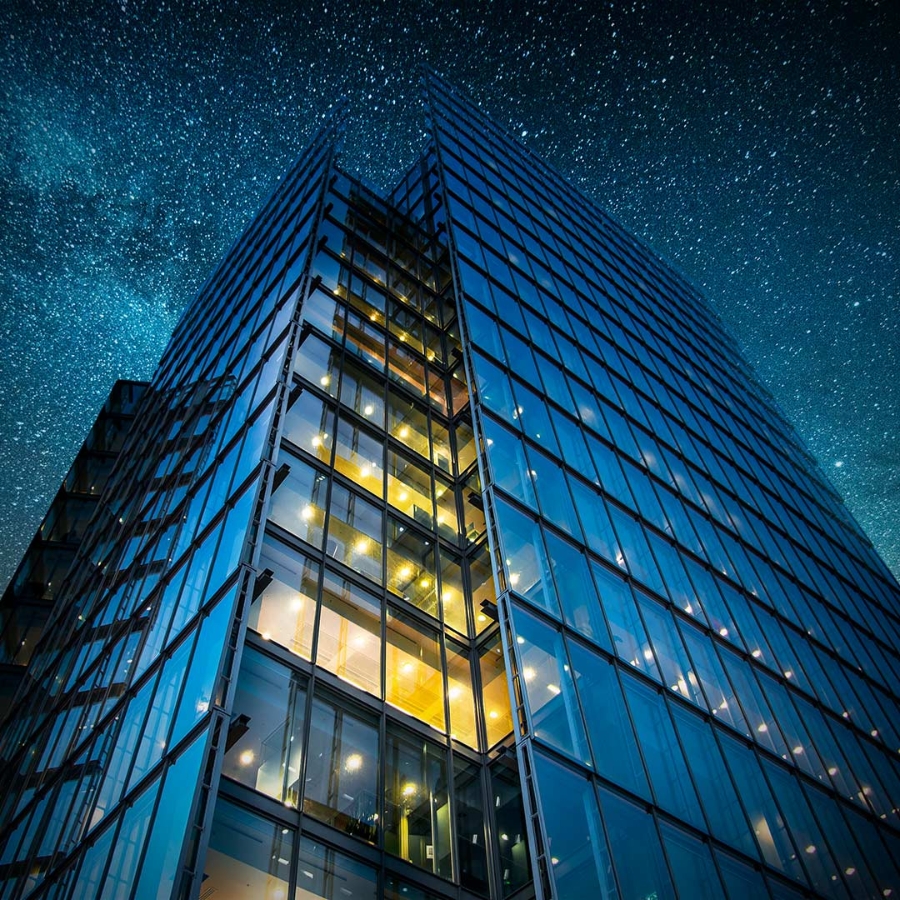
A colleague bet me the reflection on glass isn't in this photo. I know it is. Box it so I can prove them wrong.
[249,536,319,660]
[316,569,381,697]
[384,726,452,878]
[479,633,514,747]
[222,648,306,806]
[305,693,379,843]
[660,821,725,900]
[203,798,293,899]
[385,519,437,617]
[385,606,445,731]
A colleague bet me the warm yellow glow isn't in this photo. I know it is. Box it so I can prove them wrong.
[355,537,370,553]
[489,710,499,719]
[448,685,462,700]
[477,614,486,623]
[319,375,331,387]
[399,426,410,438]
[398,490,409,502]
[419,578,430,588]
[442,591,454,603]
[402,783,417,798]
[344,753,363,772]
[401,662,415,674]
[239,749,255,766]
[301,505,314,521]
[398,566,413,579]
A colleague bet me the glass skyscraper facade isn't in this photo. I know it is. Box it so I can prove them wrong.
[1,74,899,900]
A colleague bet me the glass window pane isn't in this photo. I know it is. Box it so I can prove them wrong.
[283,389,334,463]
[490,758,531,897]
[295,333,340,397]
[326,484,383,583]
[385,606,445,731]
[250,537,320,660]
[386,449,433,525]
[316,569,381,697]
[482,415,537,511]
[513,604,590,765]
[567,642,649,799]
[447,640,479,749]
[203,799,293,898]
[269,456,328,549]
[469,543,497,634]
[720,733,804,880]
[479,633,513,747]
[295,835,378,899]
[304,692,379,843]
[339,358,385,427]
[621,674,705,829]
[333,416,385,499]
[438,549,467,635]
[597,786,676,900]
[591,562,659,680]
[660,822,725,900]
[384,726,452,878]
[493,498,558,617]
[385,518,437,617]
[133,734,207,899]
[388,393,430,460]
[532,751,617,900]
[670,703,758,859]
[222,648,307,806]
[455,759,489,894]
[543,530,610,650]
[637,591,705,707]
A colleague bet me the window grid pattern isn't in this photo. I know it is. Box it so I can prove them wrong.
[425,74,900,900]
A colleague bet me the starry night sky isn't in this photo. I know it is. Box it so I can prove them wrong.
[1,0,898,588]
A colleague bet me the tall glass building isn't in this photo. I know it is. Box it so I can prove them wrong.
[1,73,899,900]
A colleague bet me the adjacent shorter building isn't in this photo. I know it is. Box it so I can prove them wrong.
[0,74,898,900]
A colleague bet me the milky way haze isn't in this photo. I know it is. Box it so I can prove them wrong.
[1,0,898,588]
